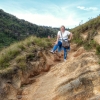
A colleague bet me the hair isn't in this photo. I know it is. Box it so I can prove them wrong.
[60,25,65,29]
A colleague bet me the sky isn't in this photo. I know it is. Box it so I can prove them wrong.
[0,0,100,28]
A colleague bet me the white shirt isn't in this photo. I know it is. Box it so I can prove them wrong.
[57,30,71,40]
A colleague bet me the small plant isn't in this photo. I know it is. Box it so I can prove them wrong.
[0,47,21,69]
[26,53,35,61]
[72,31,83,46]
[96,45,100,55]
[73,38,83,46]
[17,43,26,50]
[83,40,97,50]
[17,61,27,70]
[95,45,100,65]
[16,55,26,63]
[33,37,52,48]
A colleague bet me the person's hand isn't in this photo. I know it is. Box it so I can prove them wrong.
[68,39,71,42]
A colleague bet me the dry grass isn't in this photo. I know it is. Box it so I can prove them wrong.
[0,36,52,70]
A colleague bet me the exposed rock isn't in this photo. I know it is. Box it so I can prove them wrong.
[73,47,85,57]
[81,33,88,40]
[0,44,100,100]
[0,49,62,100]
[19,48,99,100]
[94,34,100,45]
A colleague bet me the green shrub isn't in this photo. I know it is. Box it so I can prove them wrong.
[72,31,83,46]
[16,55,26,63]
[33,37,52,48]
[17,43,26,50]
[84,40,97,50]
[26,53,35,61]
[0,46,21,69]
[73,38,83,46]
[18,61,27,70]
[96,45,100,64]
[96,45,100,55]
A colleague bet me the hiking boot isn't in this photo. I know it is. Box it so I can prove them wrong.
[50,50,54,54]
[64,59,66,61]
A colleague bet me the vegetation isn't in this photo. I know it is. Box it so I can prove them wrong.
[71,15,100,33]
[71,16,100,42]
[96,45,100,55]
[0,8,100,71]
[71,15,100,63]
[71,15,100,47]
[0,36,52,70]
[0,9,58,49]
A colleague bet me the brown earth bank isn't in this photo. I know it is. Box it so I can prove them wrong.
[0,44,100,100]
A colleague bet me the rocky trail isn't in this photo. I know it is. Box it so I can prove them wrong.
[0,44,100,100]
[18,44,100,100]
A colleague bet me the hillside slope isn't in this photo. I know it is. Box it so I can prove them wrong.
[0,9,57,48]
[72,15,100,34]
[0,36,63,100]
[0,41,100,100]
[71,16,100,47]
[19,45,100,100]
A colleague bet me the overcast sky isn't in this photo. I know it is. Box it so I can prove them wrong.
[0,0,100,28]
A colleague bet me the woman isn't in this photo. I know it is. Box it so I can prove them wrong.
[50,25,73,61]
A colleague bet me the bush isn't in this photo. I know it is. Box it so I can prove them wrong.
[33,37,52,48]
[84,40,97,50]
[17,61,27,70]
[72,31,83,46]
[73,38,83,46]
[96,45,100,55]
[96,45,100,64]
[0,46,21,69]
[16,55,26,63]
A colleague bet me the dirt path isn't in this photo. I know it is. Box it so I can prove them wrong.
[20,62,68,100]
[19,44,100,100]
[19,48,76,100]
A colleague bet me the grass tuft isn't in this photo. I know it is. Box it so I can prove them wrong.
[0,36,53,70]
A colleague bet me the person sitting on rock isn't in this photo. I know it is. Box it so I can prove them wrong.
[50,25,73,61]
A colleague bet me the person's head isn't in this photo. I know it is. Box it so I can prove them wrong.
[60,25,65,32]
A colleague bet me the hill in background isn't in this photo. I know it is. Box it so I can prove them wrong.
[71,15,100,47]
[71,16,100,61]
[0,9,58,49]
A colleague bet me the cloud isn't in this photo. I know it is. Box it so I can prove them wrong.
[12,12,79,28]
[77,6,98,11]
[1,0,99,28]
[0,1,80,28]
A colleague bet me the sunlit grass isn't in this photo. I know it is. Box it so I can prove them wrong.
[0,36,52,70]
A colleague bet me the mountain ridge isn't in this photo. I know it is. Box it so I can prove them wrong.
[0,9,57,49]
